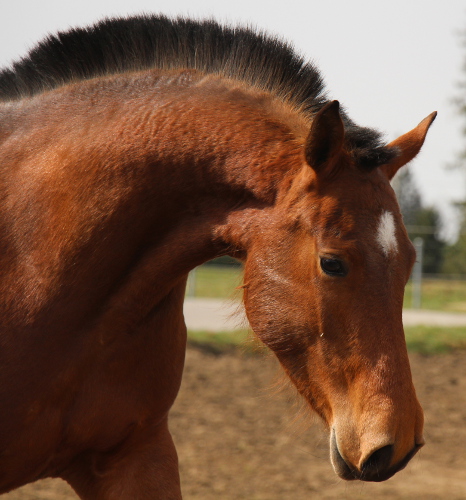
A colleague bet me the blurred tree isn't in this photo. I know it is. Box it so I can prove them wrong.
[441,30,466,274]
[392,168,445,274]
[442,203,466,274]
[409,207,445,274]
[454,30,466,168]
[392,168,422,226]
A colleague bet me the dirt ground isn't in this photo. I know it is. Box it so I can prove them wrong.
[3,343,466,499]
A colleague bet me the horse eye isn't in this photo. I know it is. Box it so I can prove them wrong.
[320,257,346,277]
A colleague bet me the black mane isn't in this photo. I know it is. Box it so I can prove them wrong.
[0,15,396,168]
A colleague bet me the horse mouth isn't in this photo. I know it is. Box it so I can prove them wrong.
[330,431,423,482]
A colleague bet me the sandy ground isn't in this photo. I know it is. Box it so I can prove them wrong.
[2,343,466,500]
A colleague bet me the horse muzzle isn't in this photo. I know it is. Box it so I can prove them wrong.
[330,428,424,482]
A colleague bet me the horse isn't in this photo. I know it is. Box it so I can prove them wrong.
[0,15,435,499]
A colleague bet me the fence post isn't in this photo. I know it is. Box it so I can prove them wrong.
[412,237,424,309]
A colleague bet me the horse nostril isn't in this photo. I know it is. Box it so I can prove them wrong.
[361,444,394,479]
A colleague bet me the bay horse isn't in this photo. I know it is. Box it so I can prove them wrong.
[0,15,435,499]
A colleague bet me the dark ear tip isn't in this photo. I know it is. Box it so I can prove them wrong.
[422,111,437,128]
[322,100,340,113]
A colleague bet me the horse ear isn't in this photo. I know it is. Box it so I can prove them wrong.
[382,111,437,180]
[305,100,345,174]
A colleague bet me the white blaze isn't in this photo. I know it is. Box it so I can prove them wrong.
[377,211,398,256]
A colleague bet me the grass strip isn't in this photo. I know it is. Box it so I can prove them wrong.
[404,325,466,354]
[187,329,260,355]
[188,326,466,356]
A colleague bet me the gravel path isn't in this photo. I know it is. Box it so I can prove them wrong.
[183,297,466,330]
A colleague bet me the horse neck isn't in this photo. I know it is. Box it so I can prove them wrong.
[86,72,305,251]
[0,72,304,328]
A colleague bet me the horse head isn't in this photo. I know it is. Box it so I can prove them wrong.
[241,102,436,481]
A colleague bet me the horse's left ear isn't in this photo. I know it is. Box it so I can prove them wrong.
[382,111,437,180]
[305,100,345,175]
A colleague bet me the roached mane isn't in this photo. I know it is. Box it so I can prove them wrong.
[0,15,396,168]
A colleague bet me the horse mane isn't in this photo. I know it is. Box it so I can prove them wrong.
[0,15,396,168]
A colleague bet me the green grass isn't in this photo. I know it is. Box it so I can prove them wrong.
[185,267,466,356]
[404,325,466,354]
[186,265,243,299]
[187,329,257,355]
[404,279,466,312]
[188,326,466,356]
[188,266,466,313]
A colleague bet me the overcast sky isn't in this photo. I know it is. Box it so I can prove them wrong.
[1,0,465,238]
